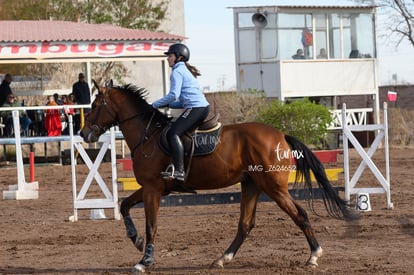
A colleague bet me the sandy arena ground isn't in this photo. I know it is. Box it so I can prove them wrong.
[0,148,413,274]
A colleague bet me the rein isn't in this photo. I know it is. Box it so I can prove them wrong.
[131,111,161,159]
[85,91,161,158]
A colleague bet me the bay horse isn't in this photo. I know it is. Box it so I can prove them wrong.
[80,81,357,273]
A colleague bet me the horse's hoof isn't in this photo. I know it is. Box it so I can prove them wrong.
[306,246,322,267]
[135,236,144,252]
[210,260,224,269]
[132,263,146,274]
[306,261,318,268]
[306,256,319,268]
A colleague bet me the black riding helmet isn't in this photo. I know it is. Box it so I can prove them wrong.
[164,43,190,62]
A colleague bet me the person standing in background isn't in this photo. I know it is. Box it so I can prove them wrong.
[72,73,91,134]
[0,74,13,107]
[1,92,32,137]
[62,94,75,116]
[44,95,62,136]
[53,93,62,105]
[61,94,75,135]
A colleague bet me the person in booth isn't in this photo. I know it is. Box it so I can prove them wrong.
[151,43,210,182]
[317,48,328,59]
[292,48,305,59]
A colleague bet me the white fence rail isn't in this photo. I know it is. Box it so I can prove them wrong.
[328,108,373,130]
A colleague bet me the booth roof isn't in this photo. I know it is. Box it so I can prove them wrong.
[230,5,376,9]
[0,20,185,43]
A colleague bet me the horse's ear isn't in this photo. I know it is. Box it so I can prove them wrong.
[92,79,104,94]
[105,79,113,89]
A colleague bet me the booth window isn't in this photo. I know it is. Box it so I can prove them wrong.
[237,12,278,63]
[315,13,328,59]
[238,29,257,63]
[278,13,313,59]
[329,13,375,59]
[236,9,375,62]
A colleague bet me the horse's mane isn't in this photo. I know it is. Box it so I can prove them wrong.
[116,84,170,125]
[117,83,150,104]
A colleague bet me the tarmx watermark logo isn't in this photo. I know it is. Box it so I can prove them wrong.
[274,142,304,161]
[247,142,303,173]
[248,164,297,172]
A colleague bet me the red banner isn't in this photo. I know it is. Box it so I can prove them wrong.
[0,40,173,59]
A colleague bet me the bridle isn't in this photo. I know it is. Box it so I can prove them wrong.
[85,92,118,134]
[85,87,161,158]
[85,88,147,134]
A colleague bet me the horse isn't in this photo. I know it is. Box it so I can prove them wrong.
[80,81,358,273]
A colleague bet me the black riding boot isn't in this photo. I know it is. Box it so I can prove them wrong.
[161,135,196,194]
[169,135,185,181]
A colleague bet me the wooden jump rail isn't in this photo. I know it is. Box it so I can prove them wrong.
[117,150,344,207]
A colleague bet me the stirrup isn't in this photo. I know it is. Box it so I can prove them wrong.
[172,171,185,182]
[161,164,185,181]
[161,164,175,179]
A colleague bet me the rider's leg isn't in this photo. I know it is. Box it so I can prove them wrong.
[168,133,185,181]
[163,106,209,181]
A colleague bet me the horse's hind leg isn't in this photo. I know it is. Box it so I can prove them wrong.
[211,176,261,269]
[120,189,145,252]
[268,189,323,267]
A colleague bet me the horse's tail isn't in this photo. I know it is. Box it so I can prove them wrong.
[284,134,359,221]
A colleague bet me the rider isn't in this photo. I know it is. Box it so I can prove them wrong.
[152,43,210,181]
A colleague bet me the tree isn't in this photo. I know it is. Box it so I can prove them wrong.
[74,0,170,84]
[356,0,414,47]
[0,0,170,83]
[0,0,169,30]
[0,0,49,20]
[79,0,169,31]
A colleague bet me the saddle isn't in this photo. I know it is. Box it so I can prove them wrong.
[158,113,222,157]
[158,113,222,194]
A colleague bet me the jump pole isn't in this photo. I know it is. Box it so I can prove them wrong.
[3,111,39,200]
[29,151,35,183]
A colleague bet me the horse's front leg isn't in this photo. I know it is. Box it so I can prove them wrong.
[120,189,145,252]
[132,188,162,273]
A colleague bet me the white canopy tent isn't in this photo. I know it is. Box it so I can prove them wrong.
[0,21,184,202]
[0,20,184,96]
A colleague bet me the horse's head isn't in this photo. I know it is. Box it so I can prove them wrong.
[80,79,118,143]
[81,80,167,143]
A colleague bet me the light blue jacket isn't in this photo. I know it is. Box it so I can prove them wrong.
[152,62,209,109]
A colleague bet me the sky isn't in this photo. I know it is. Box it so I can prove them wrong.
[184,0,414,91]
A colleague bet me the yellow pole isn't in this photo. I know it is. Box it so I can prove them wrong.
[80,108,84,129]
[75,108,85,159]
